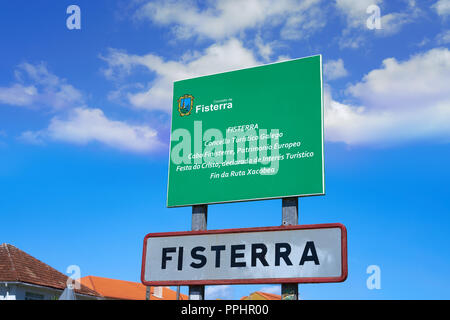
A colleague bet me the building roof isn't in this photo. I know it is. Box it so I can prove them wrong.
[79,275,188,300]
[0,243,100,297]
[241,291,281,300]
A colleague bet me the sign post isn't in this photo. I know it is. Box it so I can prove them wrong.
[189,205,208,300]
[281,197,299,300]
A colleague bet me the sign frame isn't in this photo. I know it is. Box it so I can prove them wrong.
[141,223,347,286]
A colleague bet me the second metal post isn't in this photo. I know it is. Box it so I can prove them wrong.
[281,197,299,300]
[189,204,208,300]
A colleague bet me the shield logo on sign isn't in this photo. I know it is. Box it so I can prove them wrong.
[178,94,194,117]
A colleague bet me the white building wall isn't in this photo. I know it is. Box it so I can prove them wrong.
[16,284,58,300]
[0,283,17,300]
[0,282,98,300]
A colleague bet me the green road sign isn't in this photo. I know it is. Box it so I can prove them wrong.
[167,55,324,207]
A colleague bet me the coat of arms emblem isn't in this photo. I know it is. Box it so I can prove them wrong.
[177,94,194,117]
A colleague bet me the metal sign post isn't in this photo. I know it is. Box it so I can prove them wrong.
[145,286,150,300]
[189,204,208,300]
[281,197,299,300]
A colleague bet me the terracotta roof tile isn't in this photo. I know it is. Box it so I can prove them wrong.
[241,291,281,300]
[255,291,281,300]
[0,243,100,297]
[80,276,188,300]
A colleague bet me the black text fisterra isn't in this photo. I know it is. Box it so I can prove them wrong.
[161,241,320,270]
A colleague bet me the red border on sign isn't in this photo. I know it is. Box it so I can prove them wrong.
[141,223,347,286]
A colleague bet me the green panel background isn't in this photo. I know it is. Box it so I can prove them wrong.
[167,55,324,207]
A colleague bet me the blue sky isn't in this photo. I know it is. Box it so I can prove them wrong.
[0,0,449,299]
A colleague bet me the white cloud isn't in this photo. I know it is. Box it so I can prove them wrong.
[378,10,417,36]
[19,130,45,145]
[336,0,382,28]
[255,34,275,62]
[1,63,163,154]
[338,32,366,49]
[436,30,450,44]
[102,38,261,112]
[21,108,164,153]
[336,0,379,49]
[0,63,83,110]
[416,37,430,47]
[0,84,37,106]
[134,0,324,41]
[433,0,450,17]
[278,0,326,40]
[336,0,420,48]
[323,58,348,80]
[205,285,233,300]
[347,48,450,109]
[326,48,450,145]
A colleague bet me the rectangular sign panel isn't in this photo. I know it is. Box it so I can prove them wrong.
[141,224,347,286]
[167,55,324,207]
